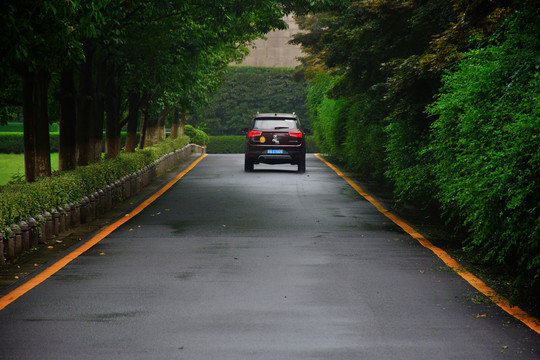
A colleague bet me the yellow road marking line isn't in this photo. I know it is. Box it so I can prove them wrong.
[315,154,540,334]
[0,154,208,311]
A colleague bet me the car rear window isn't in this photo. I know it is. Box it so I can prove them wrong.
[253,119,298,130]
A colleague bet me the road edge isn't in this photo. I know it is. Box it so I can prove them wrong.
[0,154,208,311]
[315,153,540,335]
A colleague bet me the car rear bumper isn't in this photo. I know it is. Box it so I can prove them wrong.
[246,149,305,165]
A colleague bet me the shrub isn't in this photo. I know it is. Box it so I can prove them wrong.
[426,10,540,285]
[207,136,244,153]
[0,122,58,132]
[0,133,25,153]
[184,125,209,146]
[0,132,60,154]
[0,136,189,233]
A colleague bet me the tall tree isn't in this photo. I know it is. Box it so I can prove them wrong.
[0,0,84,181]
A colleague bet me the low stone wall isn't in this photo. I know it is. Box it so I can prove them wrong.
[0,144,205,264]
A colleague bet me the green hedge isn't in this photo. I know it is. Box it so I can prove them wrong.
[304,10,540,291]
[206,135,320,154]
[0,122,59,132]
[184,125,209,146]
[425,11,540,284]
[0,132,60,154]
[206,135,243,153]
[0,136,189,233]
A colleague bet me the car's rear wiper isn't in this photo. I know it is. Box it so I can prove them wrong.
[274,126,289,129]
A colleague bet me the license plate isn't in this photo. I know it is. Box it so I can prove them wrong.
[267,149,284,154]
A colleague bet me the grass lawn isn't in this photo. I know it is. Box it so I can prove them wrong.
[0,153,59,185]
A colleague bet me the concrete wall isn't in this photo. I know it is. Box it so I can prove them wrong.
[239,15,303,68]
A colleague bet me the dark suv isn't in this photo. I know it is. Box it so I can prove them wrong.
[244,113,306,173]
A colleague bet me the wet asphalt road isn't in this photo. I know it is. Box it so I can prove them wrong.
[0,154,538,359]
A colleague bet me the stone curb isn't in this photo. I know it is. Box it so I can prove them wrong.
[0,144,205,265]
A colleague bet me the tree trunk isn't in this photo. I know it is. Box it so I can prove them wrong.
[105,74,121,159]
[90,60,106,162]
[22,71,37,183]
[125,92,140,152]
[91,89,105,162]
[138,98,149,149]
[170,108,179,139]
[22,70,51,182]
[145,113,158,147]
[76,43,94,167]
[59,68,77,171]
[157,106,167,142]
[34,71,51,178]
[181,111,186,136]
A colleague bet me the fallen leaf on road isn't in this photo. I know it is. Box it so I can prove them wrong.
[47,246,54,249]
[99,252,106,256]
[474,314,487,318]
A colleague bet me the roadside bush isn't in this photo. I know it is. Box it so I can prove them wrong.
[0,136,189,233]
[426,10,540,285]
[0,132,60,153]
[341,93,387,179]
[0,133,24,153]
[184,125,209,146]
[304,136,320,154]
[0,122,58,132]
[207,136,244,153]
[306,73,387,177]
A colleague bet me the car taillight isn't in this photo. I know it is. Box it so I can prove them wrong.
[248,130,262,138]
[289,131,303,138]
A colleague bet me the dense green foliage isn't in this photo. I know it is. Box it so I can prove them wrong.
[426,11,540,282]
[184,125,209,147]
[0,133,58,154]
[0,0,291,180]
[306,73,386,178]
[206,136,245,154]
[0,122,58,132]
[190,66,309,135]
[0,136,189,232]
[295,1,539,290]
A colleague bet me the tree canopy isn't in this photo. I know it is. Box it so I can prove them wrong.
[0,0,290,181]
